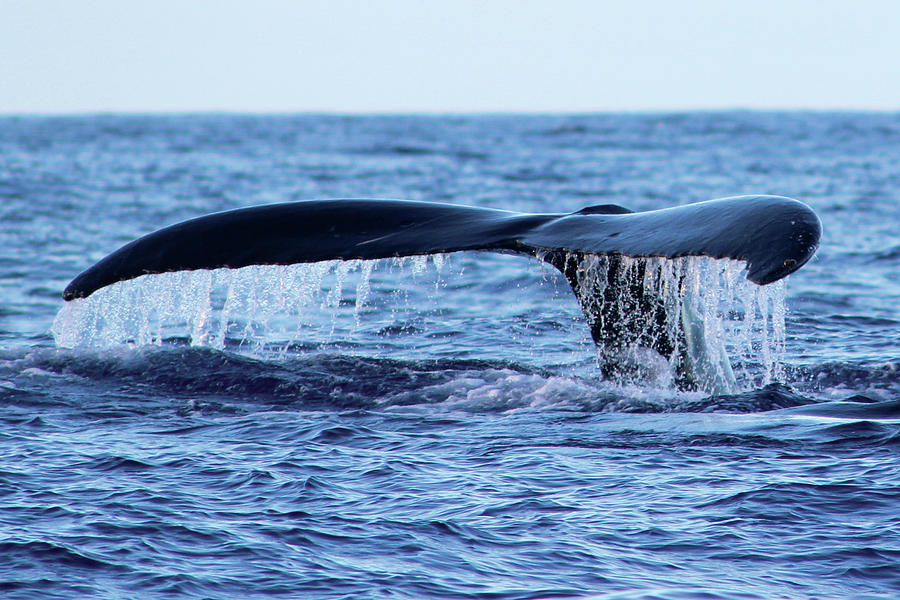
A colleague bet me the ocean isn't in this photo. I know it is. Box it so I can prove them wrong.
[0,112,898,599]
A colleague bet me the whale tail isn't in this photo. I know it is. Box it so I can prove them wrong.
[62,196,821,388]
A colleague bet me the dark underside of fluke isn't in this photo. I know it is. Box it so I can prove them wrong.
[64,195,820,301]
[63,195,821,388]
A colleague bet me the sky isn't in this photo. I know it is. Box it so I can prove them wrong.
[2,0,898,114]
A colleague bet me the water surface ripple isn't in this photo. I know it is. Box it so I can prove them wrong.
[1,113,898,599]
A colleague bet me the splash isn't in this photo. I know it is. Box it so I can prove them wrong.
[53,254,786,392]
[563,254,786,392]
[52,255,444,355]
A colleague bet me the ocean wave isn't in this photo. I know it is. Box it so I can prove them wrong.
[7,347,895,418]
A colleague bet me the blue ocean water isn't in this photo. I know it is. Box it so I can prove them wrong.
[0,113,898,599]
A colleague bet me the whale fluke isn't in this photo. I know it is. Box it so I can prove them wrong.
[63,195,820,302]
[62,196,820,390]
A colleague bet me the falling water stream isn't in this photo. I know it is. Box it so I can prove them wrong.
[53,254,785,394]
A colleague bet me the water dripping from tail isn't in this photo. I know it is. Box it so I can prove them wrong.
[52,252,788,394]
[51,255,444,356]
[559,254,786,394]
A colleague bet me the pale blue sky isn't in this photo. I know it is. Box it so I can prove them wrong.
[2,0,898,113]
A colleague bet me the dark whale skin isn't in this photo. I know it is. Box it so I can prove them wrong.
[63,195,821,301]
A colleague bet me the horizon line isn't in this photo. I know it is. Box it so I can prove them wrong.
[2,106,899,118]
